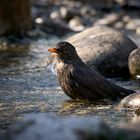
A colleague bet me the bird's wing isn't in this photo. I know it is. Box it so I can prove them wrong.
[70,65,117,99]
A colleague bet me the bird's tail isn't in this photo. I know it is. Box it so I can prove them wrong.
[120,88,134,96]
[112,83,135,97]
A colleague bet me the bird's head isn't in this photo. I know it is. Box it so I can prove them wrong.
[48,42,80,62]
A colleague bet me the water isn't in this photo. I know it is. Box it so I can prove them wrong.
[0,36,139,130]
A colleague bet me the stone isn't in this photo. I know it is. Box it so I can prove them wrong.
[68,16,85,31]
[123,15,130,23]
[37,18,72,36]
[3,113,140,140]
[115,92,140,114]
[94,13,119,26]
[67,26,137,77]
[125,19,140,30]
[76,0,114,9]
[116,0,140,7]
[80,6,96,17]
[129,48,140,78]
[136,27,140,35]
[114,21,124,29]
[127,0,140,8]
[4,114,113,140]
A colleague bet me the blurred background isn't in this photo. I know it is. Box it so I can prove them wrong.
[0,0,140,38]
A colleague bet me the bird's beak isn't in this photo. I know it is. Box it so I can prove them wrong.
[48,47,59,53]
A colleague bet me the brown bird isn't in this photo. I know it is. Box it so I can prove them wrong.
[48,42,134,101]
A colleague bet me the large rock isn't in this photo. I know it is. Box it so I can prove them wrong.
[2,113,140,140]
[4,114,113,140]
[116,92,140,115]
[129,48,140,78]
[67,26,137,77]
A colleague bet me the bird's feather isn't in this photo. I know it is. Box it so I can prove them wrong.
[70,64,133,100]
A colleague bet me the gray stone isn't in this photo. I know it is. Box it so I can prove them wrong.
[94,13,119,26]
[129,48,140,78]
[3,113,140,140]
[67,26,137,77]
[116,92,140,114]
[76,0,114,9]
[125,19,140,31]
[5,114,113,140]
[68,16,85,31]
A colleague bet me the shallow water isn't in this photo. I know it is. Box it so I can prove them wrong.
[0,35,140,130]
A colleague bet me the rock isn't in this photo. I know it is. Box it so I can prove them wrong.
[67,26,137,77]
[4,114,113,140]
[136,27,140,35]
[115,92,140,114]
[80,6,96,17]
[94,13,119,26]
[3,113,140,140]
[76,0,114,9]
[127,0,140,8]
[59,6,80,22]
[50,6,80,23]
[116,0,140,8]
[50,10,61,21]
[123,15,131,23]
[135,108,140,115]
[68,16,85,31]
[36,18,72,36]
[125,19,140,31]
[125,117,140,132]
[129,48,140,78]
[0,130,6,140]
[114,21,124,29]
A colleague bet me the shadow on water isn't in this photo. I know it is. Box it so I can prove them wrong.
[0,36,140,130]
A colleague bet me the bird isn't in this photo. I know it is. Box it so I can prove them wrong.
[48,41,134,101]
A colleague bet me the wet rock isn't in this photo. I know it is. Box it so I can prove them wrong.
[127,0,140,8]
[35,17,72,36]
[59,6,80,22]
[50,10,61,21]
[123,15,130,23]
[125,19,140,31]
[94,13,119,26]
[116,119,140,139]
[135,109,140,116]
[80,6,96,17]
[67,26,137,77]
[68,16,85,31]
[129,48,140,78]
[60,6,69,19]
[124,117,140,133]
[76,0,114,9]
[50,6,80,23]
[3,113,140,140]
[4,114,113,140]
[115,92,140,114]
[136,27,140,35]
[114,21,124,29]
[0,130,6,140]
[116,0,140,8]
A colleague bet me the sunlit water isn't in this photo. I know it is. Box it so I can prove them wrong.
[0,35,140,130]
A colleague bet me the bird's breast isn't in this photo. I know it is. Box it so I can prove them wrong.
[56,62,69,87]
[56,61,65,72]
[56,62,76,98]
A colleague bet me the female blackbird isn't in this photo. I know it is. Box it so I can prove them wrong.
[48,42,134,101]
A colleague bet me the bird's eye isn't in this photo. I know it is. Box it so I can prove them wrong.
[63,48,68,53]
